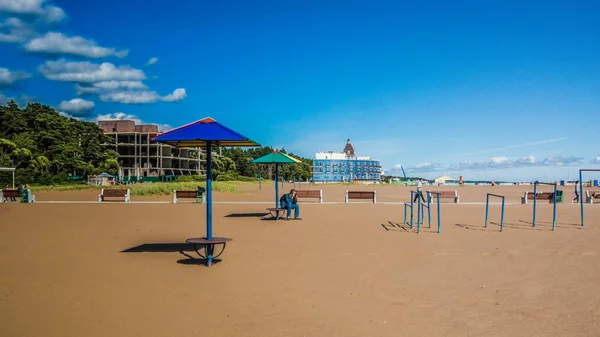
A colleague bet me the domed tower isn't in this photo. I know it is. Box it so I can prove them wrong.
[343,139,355,158]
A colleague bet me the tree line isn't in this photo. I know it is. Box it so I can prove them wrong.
[0,101,313,186]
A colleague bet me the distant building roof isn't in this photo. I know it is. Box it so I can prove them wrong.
[433,175,454,183]
[343,139,355,157]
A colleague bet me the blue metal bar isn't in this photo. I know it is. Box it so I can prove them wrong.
[206,142,213,241]
[437,194,441,233]
[417,196,421,233]
[275,163,279,208]
[403,203,407,224]
[552,183,557,231]
[580,170,584,227]
[500,196,505,232]
[485,194,489,228]
[427,193,431,228]
[485,193,505,232]
[532,182,538,227]
[410,191,415,229]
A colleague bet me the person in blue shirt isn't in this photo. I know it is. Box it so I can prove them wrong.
[280,189,301,220]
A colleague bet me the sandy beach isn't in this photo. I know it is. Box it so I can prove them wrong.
[1,183,600,337]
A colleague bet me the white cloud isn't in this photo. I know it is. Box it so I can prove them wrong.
[99,87,187,104]
[99,90,162,104]
[24,32,128,58]
[38,59,146,83]
[0,17,35,43]
[146,57,158,66]
[93,112,171,131]
[0,0,66,23]
[0,67,31,88]
[590,156,600,164]
[57,98,94,116]
[162,88,186,102]
[75,80,148,95]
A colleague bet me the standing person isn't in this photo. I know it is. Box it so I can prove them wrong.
[573,180,580,203]
[280,189,302,220]
[414,179,426,203]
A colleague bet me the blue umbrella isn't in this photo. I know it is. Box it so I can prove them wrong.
[151,117,260,266]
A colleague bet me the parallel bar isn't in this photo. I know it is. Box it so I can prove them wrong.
[552,183,557,231]
[485,193,505,232]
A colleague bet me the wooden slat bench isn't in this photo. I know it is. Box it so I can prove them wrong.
[98,188,130,202]
[585,190,600,204]
[295,189,323,203]
[521,191,554,204]
[427,190,459,203]
[265,207,287,220]
[172,190,206,203]
[1,189,20,203]
[345,191,376,203]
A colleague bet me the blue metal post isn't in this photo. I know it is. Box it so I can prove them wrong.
[417,197,421,233]
[410,191,414,228]
[500,196,505,232]
[427,192,432,228]
[403,203,407,224]
[580,170,584,226]
[275,163,279,208]
[437,195,441,233]
[532,182,538,227]
[206,142,213,241]
[485,194,489,227]
[552,183,557,231]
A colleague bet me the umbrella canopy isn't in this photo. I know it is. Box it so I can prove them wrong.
[252,151,302,164]
[151,117,260,266]
[251,150,302,208]
[150,117,259,147]
[98,172,114,178]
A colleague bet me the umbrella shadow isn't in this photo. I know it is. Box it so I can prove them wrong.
[121,243,195,253]
[225,212,269,218]
[177,251,222,266]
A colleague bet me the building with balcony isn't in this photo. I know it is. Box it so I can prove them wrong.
[98,120,204,179]
[312,139,382,183]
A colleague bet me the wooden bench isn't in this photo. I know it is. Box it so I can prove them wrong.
[295,189,323,203]
[265,207,288,220]
[1,189,20,203]
[427,190,459,203]
[172,190,206,203]
[345,191,376,203]
[521,191,554,204]
[98,188,130,202]
[585,190,600,204]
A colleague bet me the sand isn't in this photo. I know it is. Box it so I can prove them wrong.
[1,183,600,337]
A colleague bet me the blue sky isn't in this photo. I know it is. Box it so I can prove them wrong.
[1,0,599,181]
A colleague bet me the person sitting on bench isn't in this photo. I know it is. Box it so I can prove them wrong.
[280,189,302,220]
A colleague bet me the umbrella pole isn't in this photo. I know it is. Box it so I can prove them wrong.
[275,163,279,208]
[206,142,213,241]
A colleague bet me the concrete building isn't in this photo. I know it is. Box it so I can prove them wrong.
[98,120,204,179]
[312,139,382,183]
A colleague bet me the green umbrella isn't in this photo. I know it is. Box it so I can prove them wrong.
[252,150,301,208]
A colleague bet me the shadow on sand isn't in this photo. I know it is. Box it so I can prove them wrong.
[381,221,437,234]
[121,243,223,267]
[455,220,582,232]
[225,212,269,218]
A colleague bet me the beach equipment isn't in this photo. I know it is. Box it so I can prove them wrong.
[251,150,301,210]
[151,117,260,267]
[485,193,506,232]
[579,169,600,227]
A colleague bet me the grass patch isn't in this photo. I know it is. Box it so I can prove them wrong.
[29,181,253,195]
